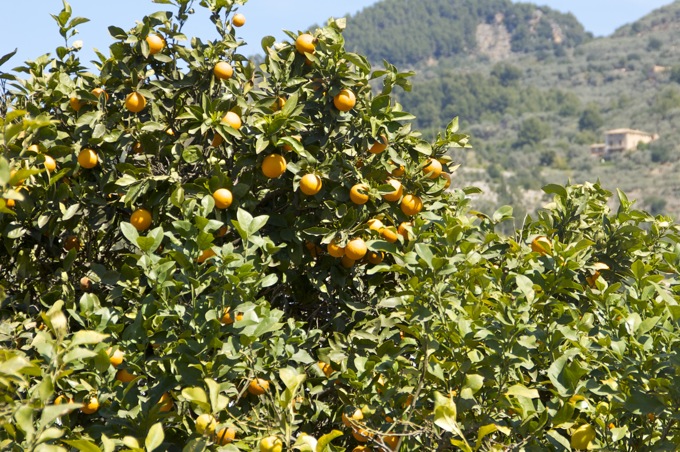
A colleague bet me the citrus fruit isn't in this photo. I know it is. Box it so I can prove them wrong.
[81,395,99,414]
[213,61,233,80]
[221,309,235,325]
[221,111,242,129]
[247,378,270,396]
[423,159,443,179]
[398,222,412,240]
[352,447,370,452]
[382,179,403,202]
[299,174,322,195]
[260,436,283,452]
[400,194,423,216]
[333,89,356,112]
[441,172,452,188]
[77,148,98,168]
[262,154,287,178]
[213,188,233,209]
[115,368,136,383]
[318,362,333,377]
[367,218,384,232]
[5,199,15,208]
[352,428,372,442]
[44,155,56,172]
[369,135,388,154]
[79,277,91,291]
[271,96,286,111]
[197,248,216,264]
[391,164,405,177]
[367,251,384,264]
[69,97,84,111]
[342,407,364,427]
[146,34,165,54]
[107,348,124,367]
[327,241,345,258]
[570,423,596,450]
[54,395,72,405]
[215,426,236,445]
[384,435,399,450]
[381,227,398,243]
[211,134,224,147]
[195,414,217,435]
[531,236,552,255]
[232,13,246,27]
[350,183,370,205]
[345,238,367,260]
[158,393,173,412]
[92,87,108,101]
[64,236,81,251]
[130,208,152,232]
[295,33,315,54]
[125,92,147,113]
[341,255,355,268]
[132,142,144,154]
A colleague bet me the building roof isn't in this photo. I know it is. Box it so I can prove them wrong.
[605,128,654,136]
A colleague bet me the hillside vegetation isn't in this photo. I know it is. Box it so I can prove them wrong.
[344,0,680,218]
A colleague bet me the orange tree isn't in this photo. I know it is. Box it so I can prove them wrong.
[1,1,679,451]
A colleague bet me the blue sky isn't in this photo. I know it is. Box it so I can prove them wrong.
[0,0,673,67]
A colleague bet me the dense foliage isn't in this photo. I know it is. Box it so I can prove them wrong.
[343,0,590,67]
[1,1,679,451]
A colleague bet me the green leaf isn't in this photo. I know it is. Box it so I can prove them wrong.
[433,391,460,434]
[62,440,102,452]
[70,330,108,347]
[40,403,82,429]
[145,423,164,452]
[475,424,498,450]
[315,430,343,452]
[505,384,540,399]
[120,222,140,246]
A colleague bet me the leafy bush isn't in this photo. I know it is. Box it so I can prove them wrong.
[1,1,679,451]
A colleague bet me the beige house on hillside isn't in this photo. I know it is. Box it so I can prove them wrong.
[590,128,659,156]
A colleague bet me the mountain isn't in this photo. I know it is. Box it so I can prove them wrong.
[342,0,680,218]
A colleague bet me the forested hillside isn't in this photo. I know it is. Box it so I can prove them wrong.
[343,0,680,218]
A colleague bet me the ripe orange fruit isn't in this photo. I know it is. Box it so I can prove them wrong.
[262,154,287,178]
[44,155,56,172]
[215,426,236,445]
[132,142,144,154]
[78,148,98,168]
[195,414,217,435]
[382,179,403,202]
[213,61,233,80]
[369,135,388,154]
[232,13,246,27]
[64,236,81,251]
[259,436,283,452]
[400,194,423,216]
[350,183,370,205]
[367,218,384,232]
[69,97,85,111]
[441,172,452,188]
[271,96,286,111]
[211,134,224,147]
[352,428,372,443]
[91,87,109,102]
[423,159,443,179]
[342,408,364,427]
[5,198,15,208]
[384,435,399,450]
[398,222,412,240]
[197,248,217,264]
[352,446,370,452]
[318,362,333,377]
[54,395,72,405]
[327,241,345,258]
[341,255,355,268]
[80,276,91,291]
[299,174,322,195]
[220,308,234,325]
[125,92,147,113]
[146,34,165,55]
[391,164,405,177]
[531,236,552,255]
[345,238,367,260]
[115,368,136,383]
[213,188,233,209]
[295,33,315,54]
[107,347,124,367]
[130,208,152,232]
[367,251,384,264]
[248,378,270,396]
[333,89,356,112]
[221,111,242,130]
[158,393,173,412]
[81,395,99,414]
[381,227,398,243]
